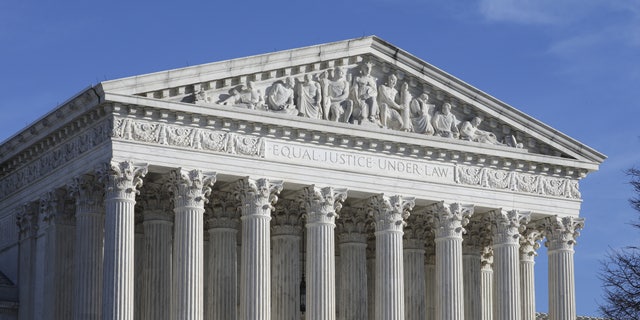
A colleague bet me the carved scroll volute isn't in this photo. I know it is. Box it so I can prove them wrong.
[101,161,148,201]
[429,201,474,239]
[300,185,348,225]
[520,225,543,261]
[234,177,283,217]
[169,168,217,209]
[542,216,585,251]
[367,194,415,233]
[489,209,531,245]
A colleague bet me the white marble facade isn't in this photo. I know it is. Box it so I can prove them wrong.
[0,37,605,320]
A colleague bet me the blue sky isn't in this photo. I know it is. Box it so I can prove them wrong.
[1,0,639,316]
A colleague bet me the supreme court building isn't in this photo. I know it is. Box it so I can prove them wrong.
[0,37,605,320]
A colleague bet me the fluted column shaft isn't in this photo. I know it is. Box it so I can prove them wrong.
[366,239,375,320]
[424,255,436,320]
[480,247,494,320]
[404,241,426,320]
[271,224,301,320]
[237,178,282,320]
[302,186,346,320]
[72,175,105,320]
[432,202,473,320]
[171,169,216,320]
[544,217,583,320]
[368,194,414,320]
[463,250,482,320]
[520,229,541,320]
[491,210,529,320]
[142,217,173,320]
[102,162,147,320]
[337,231,367,320]
[208,226,239,320]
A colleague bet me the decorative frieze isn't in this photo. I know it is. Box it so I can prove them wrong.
[455,165,581,199]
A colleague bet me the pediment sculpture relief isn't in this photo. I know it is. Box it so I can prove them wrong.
[189,60,525,149]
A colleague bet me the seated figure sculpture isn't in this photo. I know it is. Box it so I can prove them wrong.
[319,67,353,122]
[218,81,264,110]
[352,61,379,125]
[409,93,435,135]
[267,77,298,115]
[378,74,408,131]
[459,116,500,144]
[431,102,459,138]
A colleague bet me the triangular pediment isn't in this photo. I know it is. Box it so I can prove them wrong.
[98,36,605,167]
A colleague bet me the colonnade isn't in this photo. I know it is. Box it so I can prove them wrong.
[14,161,585,320]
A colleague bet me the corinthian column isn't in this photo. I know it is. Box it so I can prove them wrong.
[236,177,283,320]
[336,207,368,320]
[70,174,105,320]
[367,194,415,320]
[520,226,542,320]
[403,213,427,320]
[16,202,38,320]
[170,169,216,320]
[301,186,347,320]
[490,210,530,320]
[543,216,584,320]
[430,201,474,320]
[101,161,147,320]
[139,182,173,320]
[207,191,240,320]
[425,240,436,320]
[480,246,494,320]
[271,199,302,320]
[463,221,490,320]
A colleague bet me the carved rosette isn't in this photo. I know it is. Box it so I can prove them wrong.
[490,210,531,246]
[138,181,173,222]
[234,177,283,217]
[429,201,474,239]
[206,190,241,230]
[520,227,543,262]
[542,216,585,252]
[271,198,302,236]
[367,194,415,233]
[169,169,217,209]
[69,174,104,214]
[300,185,347,225]
[336,206,369,244]
[403,213,429,250]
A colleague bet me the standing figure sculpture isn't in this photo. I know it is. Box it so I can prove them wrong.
[319,67,353,122]
[297,73,322,119]
[378,74,408,130]
[409,93,435,135]
[267,77,298,115]
[352,61,379,125]
[431,102,459,138]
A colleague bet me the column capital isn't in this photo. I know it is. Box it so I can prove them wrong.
[234,177,282,217]
[300,185,347,224]
[463,220,491,254]
[101,160,148,200]
[490,209,531,245]
[337,206,369,244]
[169,168,216,209]
[481,246,493,270]
[367,194,415,233]
[429,201,474,239]
[69,173,104,214]
[40,188,74,226]
[207,190,240,229]
[520,226,543,261]
[542,216,584,251]
[272,198,302,236]
[16,202,39,238]
[138,181,174,222]
[404,213,429,249]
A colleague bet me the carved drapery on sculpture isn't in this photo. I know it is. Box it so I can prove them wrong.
[367,194,415,232]
[429,202,474,239]
[234,177,283,217]
[300,185,347,225]
[455,165,581,199]
[542,216,585,251]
